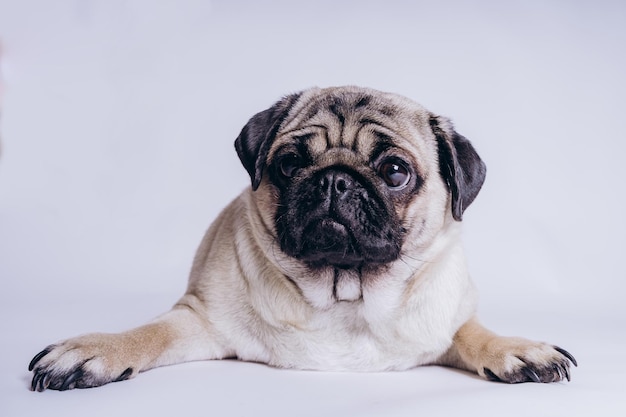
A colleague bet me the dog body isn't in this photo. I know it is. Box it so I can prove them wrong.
[181,192,473,372]
[28,87,576,391]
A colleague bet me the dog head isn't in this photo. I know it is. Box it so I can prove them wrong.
[235,86,486,275]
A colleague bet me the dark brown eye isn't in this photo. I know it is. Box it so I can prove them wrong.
[378,160,410,188]
[279,154,301,178]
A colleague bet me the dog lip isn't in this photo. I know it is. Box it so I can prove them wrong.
[318,218,347,233]
[296,217,364,267]
[302,217,351,246]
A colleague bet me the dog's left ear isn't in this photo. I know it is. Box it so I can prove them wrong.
[430,115,487,221]
[235,93,302,190]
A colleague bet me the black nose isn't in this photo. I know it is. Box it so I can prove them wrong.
[318,169,356,201]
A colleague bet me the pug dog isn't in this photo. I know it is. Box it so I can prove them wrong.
[28,86,576,391]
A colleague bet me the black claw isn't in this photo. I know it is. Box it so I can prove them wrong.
[60,368,83,391]
[32,370,49,392]
[37,373,50,392]
[29,346,54,371]
[483,367,502,382]
[115,367,133,382]
[554,364,563,382]
[563,363,571,382]
[554,346,578,367]
[31,371,42,392]
[522,367,541,383]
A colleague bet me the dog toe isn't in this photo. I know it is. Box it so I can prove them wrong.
[28,334,137,391]
[481,340,577,384]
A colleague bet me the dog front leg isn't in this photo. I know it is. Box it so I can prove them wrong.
[28,295,226,391]
[440,316,577,383]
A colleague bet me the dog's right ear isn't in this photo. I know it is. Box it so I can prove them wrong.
[235,93,302,190]
[429,115,487,221]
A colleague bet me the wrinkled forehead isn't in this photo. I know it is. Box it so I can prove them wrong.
[270,87,435,160]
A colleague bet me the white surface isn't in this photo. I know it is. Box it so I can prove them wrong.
[1,0,625,416]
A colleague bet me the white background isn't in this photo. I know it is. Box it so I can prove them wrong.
[1,0,624,416]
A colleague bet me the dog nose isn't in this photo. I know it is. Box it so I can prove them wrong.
[318,169,356,200]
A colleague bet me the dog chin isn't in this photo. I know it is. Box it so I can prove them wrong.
[285,218,401,270]
[296,218,362,268]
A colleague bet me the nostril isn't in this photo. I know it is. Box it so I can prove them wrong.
[335,177,347,193]
[318,170,355,199]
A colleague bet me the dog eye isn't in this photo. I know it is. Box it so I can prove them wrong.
[378,160,410,188]
[278,154,301,178]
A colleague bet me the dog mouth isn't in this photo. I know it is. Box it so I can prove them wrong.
[297,218,364,269]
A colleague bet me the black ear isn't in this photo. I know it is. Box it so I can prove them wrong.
[234,93,302,190]
[430,115,487,221]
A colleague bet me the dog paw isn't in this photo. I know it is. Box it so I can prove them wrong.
[479,337,577,383]
[28,334,136,391]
